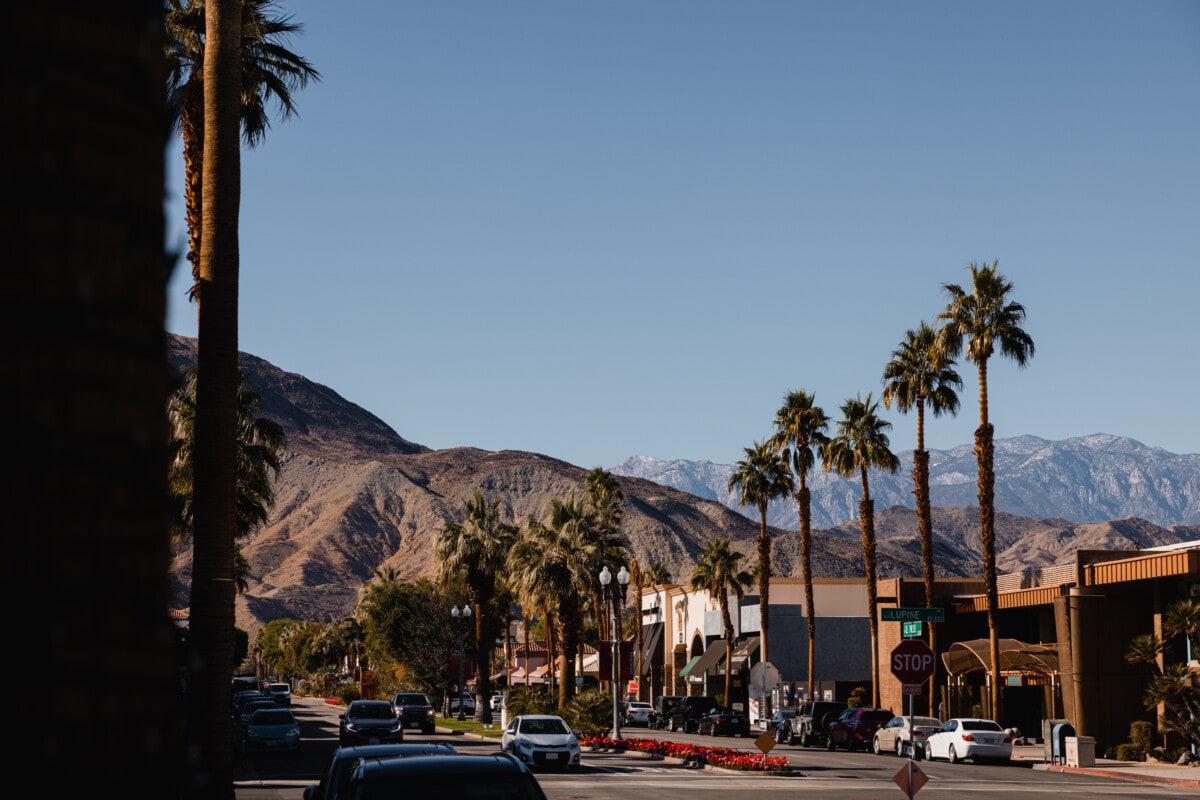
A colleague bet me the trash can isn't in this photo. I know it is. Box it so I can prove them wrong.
[1065,736,1095,768]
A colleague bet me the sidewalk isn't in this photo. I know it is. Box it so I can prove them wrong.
[1013,744,1200,788]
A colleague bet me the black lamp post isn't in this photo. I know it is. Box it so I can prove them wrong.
[451,603,472,721]
[599,564,630,738]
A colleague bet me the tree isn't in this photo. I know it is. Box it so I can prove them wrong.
[768,389,830,703]
[508,495,601,708]
[643,562,674,586]
[168,369,286,592]
[435,489,519,723]
[585,468,630,640]
[184,1,244,796]
[689,537,753,704]
[823,393,899,708]
[727,441,794,671]
[13,2,180,793]
[1124,599,1200,751]
[937,261,1035,723]
[881,322,961,714]
[165,0,320,292]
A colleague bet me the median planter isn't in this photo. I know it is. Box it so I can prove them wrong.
[580,735,792,773]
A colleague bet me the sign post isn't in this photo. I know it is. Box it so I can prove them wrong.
[890,639,936,764]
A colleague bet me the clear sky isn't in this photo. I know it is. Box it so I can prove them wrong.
[165,0,1200,469]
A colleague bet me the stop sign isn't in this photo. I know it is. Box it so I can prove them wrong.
[890,639,936,685]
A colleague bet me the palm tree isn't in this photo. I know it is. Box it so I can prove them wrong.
[881,322,961,714]
[165,0,320,293]
[643,562,674,586]
[823,394,899,708]
[689,537,754,704]
[16,2,179,790]
[1124,599,1200,749]
[585,468,629,639]
[727,441,794,681]
[937,261,1035,723]
[508,495,602,708]
[768,390,830,704]
[435,490,519,723]
[185,0,245,794]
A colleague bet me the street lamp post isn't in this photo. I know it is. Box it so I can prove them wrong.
[451,604,472,722]
[599,564,630,738]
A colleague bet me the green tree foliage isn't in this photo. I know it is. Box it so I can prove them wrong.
[358,577,461,701]
[689,537,753,703]
[1125,599,1200,750]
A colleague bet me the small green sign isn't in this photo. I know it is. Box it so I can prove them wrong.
[881,607,945,623]
[902,621,923,638]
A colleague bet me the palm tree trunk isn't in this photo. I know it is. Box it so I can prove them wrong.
[859,475,880,709]
[757,507,772,720]
[977,422,1000,722]
[913,446,937,715]
[187,2,242,796]
[798,487,817,703]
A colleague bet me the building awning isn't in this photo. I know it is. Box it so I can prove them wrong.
[638,623,663,676]
[942,638,1060,676]
[687,639,727,677]
[729,636,760,669]
[677,655,702,678]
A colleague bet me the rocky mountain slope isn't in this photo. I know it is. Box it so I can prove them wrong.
[166,335,1199,636]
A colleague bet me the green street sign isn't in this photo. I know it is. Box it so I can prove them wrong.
[902,621,923,638]
[882,607,945,623]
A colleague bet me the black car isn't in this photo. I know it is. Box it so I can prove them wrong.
[391,691,437,734]
[793,699,848,747]
[304,742,457,800]
[339,700,405,746]
[346,752,548,800]
[668,695,718,733]
[767,708,797,741]
[696,706,751,737]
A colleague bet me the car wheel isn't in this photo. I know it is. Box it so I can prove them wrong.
[827,737,837,751]
[873,737,882,755]
[798,730,810,748]
[947,745,959,764]
[895,739,904,757]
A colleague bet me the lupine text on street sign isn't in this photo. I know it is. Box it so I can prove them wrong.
[881,607,944,623]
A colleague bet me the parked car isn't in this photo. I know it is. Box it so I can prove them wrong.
[268,682,292,706]
[303,742,456,800]
[696,706,751,737]
[339,699,404,746]
[654,695,684,723]
[491,693,504,713]
[668,695,719,733]
[501,714,582,772]
[346,752,548,800]
[925,717,1013,764]
[232,675,262,696]
[873,715,944,758]
[391,692,437,734]
[233,690,270,716]
[448,692,476,716]
[767,708,797,741]
[825,707,894,751]
[622,701,654,727]
[239,698,280,728]
[244,707,301,751]
[794,699,847,747]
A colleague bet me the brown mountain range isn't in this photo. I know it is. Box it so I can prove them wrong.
[166,335,1197,638]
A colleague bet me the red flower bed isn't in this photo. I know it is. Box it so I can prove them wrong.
[581,735,789,772]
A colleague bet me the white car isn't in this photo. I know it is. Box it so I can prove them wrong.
[623,701,653,727]
[872,715,943,757]
[448,693,476,715]
[501,714,581,772]
[925,717,1013,764]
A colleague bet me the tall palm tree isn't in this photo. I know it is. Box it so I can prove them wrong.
[689,537,754,704]
[881,322,961,714]
[768,390,830,703]
[185,1,244,795]
[585,468,629,639]
[643,562,674,586]
[508,495,601,708]
[435,490,519,723]
[823,394,899,708]
[937,261,1035,723]
[15,2,179,790]
[165,0,320,293]
[727,441,794,679]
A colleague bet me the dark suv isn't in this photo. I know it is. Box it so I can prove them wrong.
[825,707,894,751]
[792,699,847,747]
[392,692,437,734]
[668,696,718,733]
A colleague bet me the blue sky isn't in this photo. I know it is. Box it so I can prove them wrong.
[165,0,1200,469]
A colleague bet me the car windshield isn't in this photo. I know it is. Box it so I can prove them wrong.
[253,710,294,725]
[519,718,569,735]
[396,694,428,705]
[962,720,1003,731]
[863,711,894,722]
[352,703,396,719]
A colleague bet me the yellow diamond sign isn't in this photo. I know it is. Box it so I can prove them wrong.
[755,731,776,754]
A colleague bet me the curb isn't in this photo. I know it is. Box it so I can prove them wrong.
[1035,763,1200,788]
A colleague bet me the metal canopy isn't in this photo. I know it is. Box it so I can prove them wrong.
[638,623,663,676]
[729,636,761,669]
[677,655,702,678]
[688,638,728,676]
[942,638,1060,675]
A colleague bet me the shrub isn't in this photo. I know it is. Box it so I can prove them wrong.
[333,682,361,704]
[562,688,612,737]
[505,686,557,716]
[1113,743,1144,762]
[1129,720,1153,752]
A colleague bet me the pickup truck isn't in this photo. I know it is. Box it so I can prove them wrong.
[391,691,437,734]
